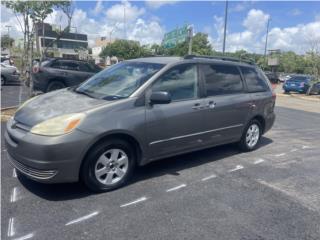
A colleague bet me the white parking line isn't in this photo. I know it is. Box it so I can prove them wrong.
[201,174,217,181]
[65,211,99,226]
[13,233,34,240]
[120,197,148,207]
[302,145,311,149]
[290,148,298,152]
[12,168,17,178]
[254,158,265,164]
[166,184,187,192]
[10,187,18,202]
[275,153,286,157]
[7,217,15,237]
[228,165,244,172]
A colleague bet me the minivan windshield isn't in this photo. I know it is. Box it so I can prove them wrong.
[75,61,164,100]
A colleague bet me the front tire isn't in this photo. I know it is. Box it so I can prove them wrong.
[81,139,136,192]
[239,120,262,152]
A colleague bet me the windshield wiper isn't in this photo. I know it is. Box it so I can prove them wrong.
[102,95,126,100]
[74,89,95,98]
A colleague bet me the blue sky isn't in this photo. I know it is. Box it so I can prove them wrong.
[1,1,320,53]
[75,1,319,32]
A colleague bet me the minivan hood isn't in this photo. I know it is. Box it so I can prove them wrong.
[14,89,107,127]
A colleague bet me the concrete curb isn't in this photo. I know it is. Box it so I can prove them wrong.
[1,106,19,111]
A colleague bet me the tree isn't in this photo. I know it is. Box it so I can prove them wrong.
[165,33,213,56]
[100,39,149,59]
[1,35,14,48]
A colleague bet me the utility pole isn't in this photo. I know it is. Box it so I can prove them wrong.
[123,3,126,39]
[5,25,12,37]
[222,0,228,55]
[188,25,193,55]
[264,17,271,70]
[264,17,270,59]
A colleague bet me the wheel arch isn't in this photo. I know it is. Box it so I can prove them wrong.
[46,78,66,91]
[251,115,266,134]
[79,131,144,177]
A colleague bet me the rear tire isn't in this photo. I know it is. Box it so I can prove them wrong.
[46,81,65,92]
[238,119,262,152]
[81,139,136,192]
[1,76,5,86]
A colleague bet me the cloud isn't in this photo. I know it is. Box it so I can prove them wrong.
[243,9,269,34]
[145,1,177,9]
[91,0,104,15]
[106,1,145,22]
[229,1,254,13]
[210,8,320,54]
[0,7,24,38]
[128,18,164,44]
[288,8,302,16]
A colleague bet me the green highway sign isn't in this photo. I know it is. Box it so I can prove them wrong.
[162,25,189,49]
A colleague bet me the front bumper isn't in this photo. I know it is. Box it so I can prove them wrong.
[5,118,95,183]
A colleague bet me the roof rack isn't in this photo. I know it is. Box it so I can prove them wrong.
[184,55,255,65]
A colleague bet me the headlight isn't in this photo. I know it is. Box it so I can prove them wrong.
[30,113,85,136]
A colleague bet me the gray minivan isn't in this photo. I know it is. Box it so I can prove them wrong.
[5,56,276,192]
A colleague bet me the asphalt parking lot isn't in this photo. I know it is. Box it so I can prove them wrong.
[1,87,320,240]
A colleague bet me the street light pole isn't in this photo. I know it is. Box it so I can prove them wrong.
[222,0,228,55]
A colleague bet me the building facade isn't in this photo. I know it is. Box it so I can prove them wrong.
[35,23,89,60]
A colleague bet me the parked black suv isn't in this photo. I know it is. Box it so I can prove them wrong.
[31,58,102,92]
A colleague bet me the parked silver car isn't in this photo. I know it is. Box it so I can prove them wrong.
[5,56,276,192]
[1,63,20,85]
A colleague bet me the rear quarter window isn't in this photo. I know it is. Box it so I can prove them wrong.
[240,66,269,92]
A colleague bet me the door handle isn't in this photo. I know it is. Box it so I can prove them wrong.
[206,101,216,109]
[192,103,201,110]
[249,103,256,109]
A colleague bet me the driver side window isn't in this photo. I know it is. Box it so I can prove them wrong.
[152,64,198,101]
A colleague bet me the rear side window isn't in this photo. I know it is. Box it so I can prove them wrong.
[51,60,80,71]
[241,67,268,92]
[202,64,243,96]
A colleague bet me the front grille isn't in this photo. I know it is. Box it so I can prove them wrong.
[8,154,57,180]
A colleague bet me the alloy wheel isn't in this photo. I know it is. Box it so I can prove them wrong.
[246,123,260,148]
[94,149,129,185]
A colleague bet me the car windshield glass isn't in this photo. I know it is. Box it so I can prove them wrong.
[76,61,164,99]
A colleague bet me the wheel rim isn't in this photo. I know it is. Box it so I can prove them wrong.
[246,123,260,148]
[94,149,129,186]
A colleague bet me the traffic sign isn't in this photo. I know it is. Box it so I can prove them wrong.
[162,25,189,49]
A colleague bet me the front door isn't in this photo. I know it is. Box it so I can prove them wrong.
[199,63,251,146]
[145,63,206,160]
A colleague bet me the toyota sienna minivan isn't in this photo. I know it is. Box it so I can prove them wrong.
[5,56,276,192]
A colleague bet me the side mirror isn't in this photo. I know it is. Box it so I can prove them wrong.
[149,91,171,105]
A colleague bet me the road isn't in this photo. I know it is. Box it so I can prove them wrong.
[1,84,29,109]
[1,89,320,240]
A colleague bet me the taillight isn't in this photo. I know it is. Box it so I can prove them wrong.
[32,66,39,73]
